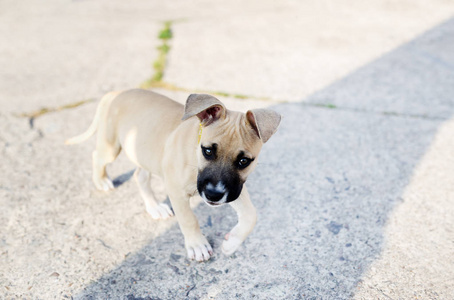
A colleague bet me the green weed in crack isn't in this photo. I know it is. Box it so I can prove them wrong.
[141,21,173,88]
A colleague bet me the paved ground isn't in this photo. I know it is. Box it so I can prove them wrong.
[1,1,454,299]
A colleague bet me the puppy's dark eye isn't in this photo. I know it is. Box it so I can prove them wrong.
[201,146,216,160]
[237,157,252,169]
[204,148,213,156]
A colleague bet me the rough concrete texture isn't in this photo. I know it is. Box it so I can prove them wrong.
[165,0,454,101]
[1,0,454,299]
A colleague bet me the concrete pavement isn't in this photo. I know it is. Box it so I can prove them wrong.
[1,1,454,299]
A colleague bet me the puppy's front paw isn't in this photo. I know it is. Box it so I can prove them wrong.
[222,232,243,256]
[94,177,114,191]
[146,203,174,220]
[186,236,213,262]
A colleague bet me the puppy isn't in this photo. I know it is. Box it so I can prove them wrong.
[66,89,281,261]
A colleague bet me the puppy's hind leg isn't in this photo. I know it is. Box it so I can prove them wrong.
[92,141,120,191]
[134,168,173,220]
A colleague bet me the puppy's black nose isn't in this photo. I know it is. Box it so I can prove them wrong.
[204,186,225,202]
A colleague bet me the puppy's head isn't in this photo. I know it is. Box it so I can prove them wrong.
[182,94,281,207]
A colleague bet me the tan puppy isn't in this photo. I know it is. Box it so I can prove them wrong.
[66,89,281,261]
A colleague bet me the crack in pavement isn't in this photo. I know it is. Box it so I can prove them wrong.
[16,98,95,129]
[301,102,449,121]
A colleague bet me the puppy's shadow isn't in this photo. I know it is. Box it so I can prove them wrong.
[112,169,135,188]
[112,168,173,209]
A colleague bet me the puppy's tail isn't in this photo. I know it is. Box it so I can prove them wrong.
[65,91,120,145]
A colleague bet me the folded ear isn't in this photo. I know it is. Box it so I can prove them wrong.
[246,109,281,143]
[182,94,226,125]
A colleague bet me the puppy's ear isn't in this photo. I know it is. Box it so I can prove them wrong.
[182,94,226,125]
[246,109,281,143]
